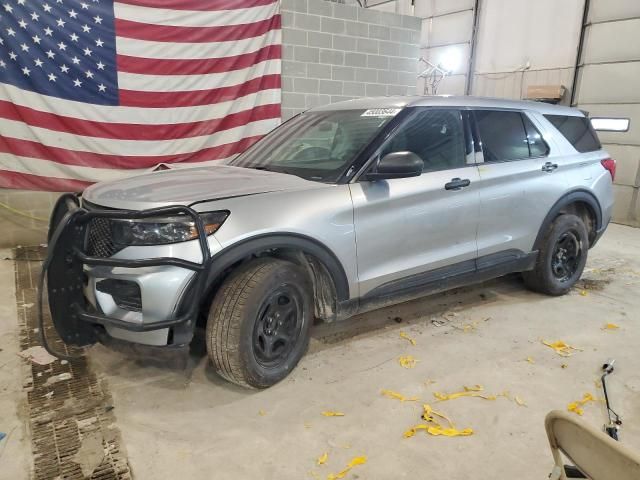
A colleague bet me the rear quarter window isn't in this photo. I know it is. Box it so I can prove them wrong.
[522,114,549,157]
[544,114,601,153]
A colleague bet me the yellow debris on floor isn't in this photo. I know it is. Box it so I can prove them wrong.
[321,411,345,417]
[404,404,473,438]
[317,452,328,466]
[399,331,416,346]
[404,424,474,438]
[380,389,418,402]
[463,385,482,391]
[433,385,497,401]
[398,355,418,369]
[514,396,527,407]
[542,340,583,357]
[567,393,596,416]
[326,456,367,480]
[422,403,454,426]
[462,322,478,333]
[602,323,620,330]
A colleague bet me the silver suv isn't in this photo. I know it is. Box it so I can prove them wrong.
[44,96,615,388]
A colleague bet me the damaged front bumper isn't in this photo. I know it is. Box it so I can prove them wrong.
[41,193,213,352]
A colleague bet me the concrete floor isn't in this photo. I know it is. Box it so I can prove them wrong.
[3,224,640,479]
[0,249,31,477]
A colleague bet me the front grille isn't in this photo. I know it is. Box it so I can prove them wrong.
[86,217,122,258]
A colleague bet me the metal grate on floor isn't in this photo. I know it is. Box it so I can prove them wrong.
[14,246,131,480]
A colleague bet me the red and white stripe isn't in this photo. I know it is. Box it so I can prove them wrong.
[0,0,282,191]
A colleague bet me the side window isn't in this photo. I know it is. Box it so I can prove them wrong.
[474,110,530,162]
[381,109,466,172]
[522,114,550,157]
[544,114,601,153]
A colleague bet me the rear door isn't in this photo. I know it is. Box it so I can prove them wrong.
[350,108,481,297]
[472,109,569,260]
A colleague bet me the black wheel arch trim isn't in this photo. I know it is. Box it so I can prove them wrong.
[204,233,351,302]
[534,189,603,250]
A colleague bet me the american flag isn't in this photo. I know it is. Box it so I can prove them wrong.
[0,0,282,191]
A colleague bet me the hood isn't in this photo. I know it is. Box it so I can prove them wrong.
[83,165,324,210]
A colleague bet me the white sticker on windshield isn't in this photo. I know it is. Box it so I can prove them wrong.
[361,108,402,117]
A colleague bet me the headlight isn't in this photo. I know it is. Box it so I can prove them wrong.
[111,211,229,246]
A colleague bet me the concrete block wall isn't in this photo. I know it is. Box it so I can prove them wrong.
[0,190,56,248]
[280,0,422,120]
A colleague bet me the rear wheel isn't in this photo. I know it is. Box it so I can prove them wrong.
[206,258,312,388]
[524,214,589,296]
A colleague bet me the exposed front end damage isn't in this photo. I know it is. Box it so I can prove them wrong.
[40,193,213,357]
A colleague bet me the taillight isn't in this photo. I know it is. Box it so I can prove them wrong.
[601,158,616,181]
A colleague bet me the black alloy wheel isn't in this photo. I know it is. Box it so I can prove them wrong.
[523,213,589,296]
[253,286,305,368]
[550,230,583,283]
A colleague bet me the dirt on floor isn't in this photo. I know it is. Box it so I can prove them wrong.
[3,224,640,479]
[0,249,31,479]
[3,247,130,480]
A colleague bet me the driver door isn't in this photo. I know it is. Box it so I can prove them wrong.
[349,108,481,298]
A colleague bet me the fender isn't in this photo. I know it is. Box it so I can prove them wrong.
[204,233,351,301]
[533,189,603,250]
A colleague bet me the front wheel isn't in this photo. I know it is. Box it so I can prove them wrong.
[206,258,313,388]
[523,214,589,296]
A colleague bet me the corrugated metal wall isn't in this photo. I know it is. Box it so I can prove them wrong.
[470,0,583,102]
[410,0,584,103]
[415,0,475,95]
[574,0,640,225]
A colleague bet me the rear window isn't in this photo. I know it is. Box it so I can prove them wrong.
[474,110,531,161]
[544,114,601,153]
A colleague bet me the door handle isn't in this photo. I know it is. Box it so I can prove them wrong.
[542,162,558,173]
[444,178,471,190]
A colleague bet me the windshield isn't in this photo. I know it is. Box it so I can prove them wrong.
[229,109,399,182]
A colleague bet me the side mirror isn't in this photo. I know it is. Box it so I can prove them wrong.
[365,151,424,181]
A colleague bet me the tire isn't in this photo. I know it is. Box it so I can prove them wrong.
[206,257,313,388]
[523,214,589,296]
